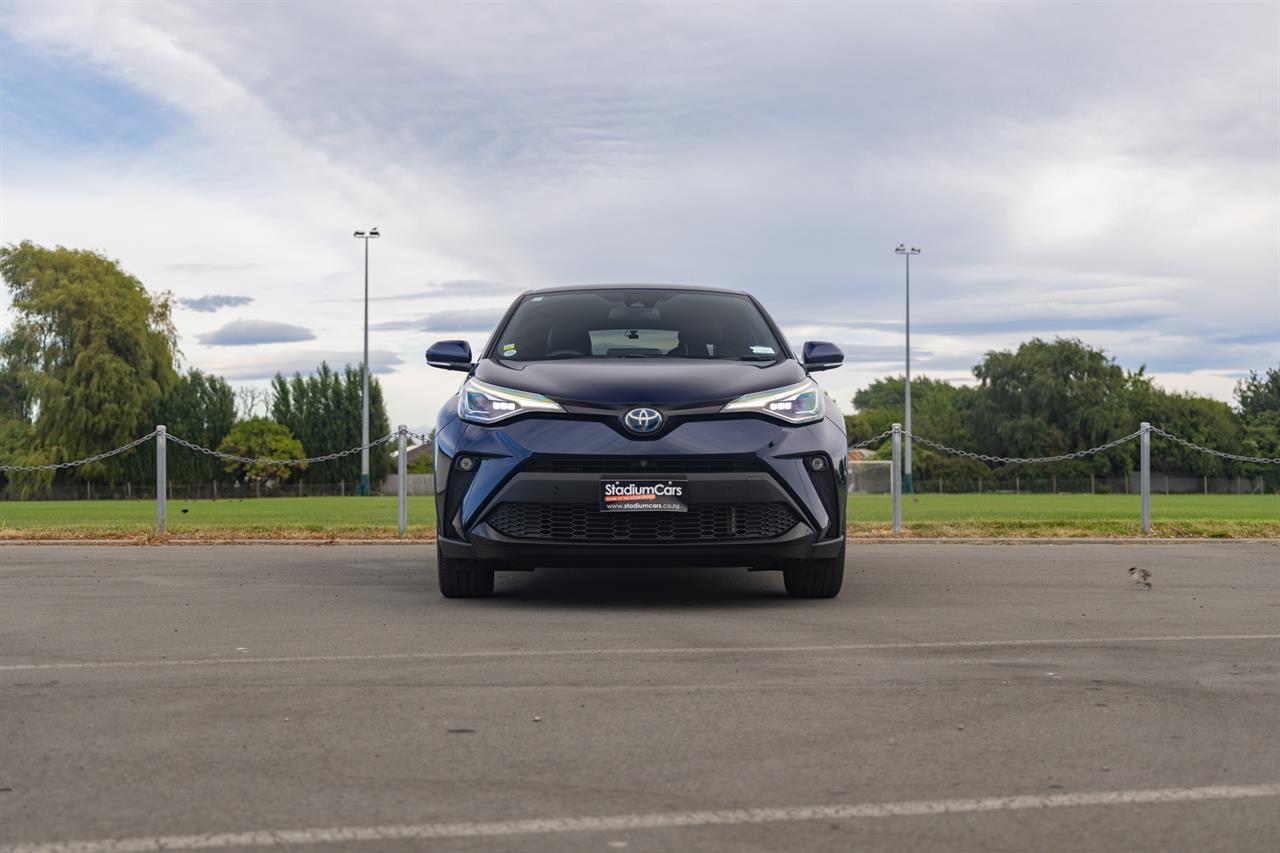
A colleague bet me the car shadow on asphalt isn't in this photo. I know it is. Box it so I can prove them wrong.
[478,564,802,608]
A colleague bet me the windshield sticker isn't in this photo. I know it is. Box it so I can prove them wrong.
[750,346,776,355]
[531,296,544,302]
[501,343,517,357]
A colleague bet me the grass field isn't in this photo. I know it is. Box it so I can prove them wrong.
[0,493,1276,540]
[846,493,1279,538]
[0,497,438,540]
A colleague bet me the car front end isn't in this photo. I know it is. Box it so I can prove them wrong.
[426,285,848,597]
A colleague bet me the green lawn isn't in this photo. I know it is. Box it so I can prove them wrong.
[0,493,1275,540]
[0,496,438,539]
[847,493,1279,538]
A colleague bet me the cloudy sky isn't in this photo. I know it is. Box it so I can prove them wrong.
[1,0,1276,430]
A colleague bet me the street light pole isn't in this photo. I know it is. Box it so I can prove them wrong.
[895,244,920,495]
[353,227,380,495]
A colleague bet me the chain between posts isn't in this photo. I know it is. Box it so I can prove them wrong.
[2,423,1276,477]
[164,431,399,466]
[0,429,402,475]
[0,430,161,473]
[1147,426,1280,465]
[900,430,1144,465]
[848,429,895,450]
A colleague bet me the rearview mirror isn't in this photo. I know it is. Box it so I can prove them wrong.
[801,341,843,372]
[426,340,473,372]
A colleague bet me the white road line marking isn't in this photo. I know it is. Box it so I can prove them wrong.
[3,784,1278,853]
[2,634,1277,673]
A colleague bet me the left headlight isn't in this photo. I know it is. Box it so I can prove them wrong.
[458,377,564,424]
[721,377,825,424]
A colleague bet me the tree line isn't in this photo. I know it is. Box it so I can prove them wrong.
[846,338,1280,488]
[0,242,391,496]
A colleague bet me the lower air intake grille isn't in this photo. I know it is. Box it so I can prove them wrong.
[485,502,800,542]
[808,463,839,536]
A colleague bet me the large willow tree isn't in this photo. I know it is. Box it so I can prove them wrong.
[0,241,177,489]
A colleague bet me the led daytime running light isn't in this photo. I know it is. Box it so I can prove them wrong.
[722,378,824,424]
[458,377,563,424]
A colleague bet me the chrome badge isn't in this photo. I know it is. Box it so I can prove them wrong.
[623,407,663,434]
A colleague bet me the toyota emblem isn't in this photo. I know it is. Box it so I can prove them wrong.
[623,407,663,434]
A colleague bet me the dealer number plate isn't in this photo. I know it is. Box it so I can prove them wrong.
[600,479,688,512]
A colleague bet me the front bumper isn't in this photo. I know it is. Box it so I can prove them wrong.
[434,412,847,568]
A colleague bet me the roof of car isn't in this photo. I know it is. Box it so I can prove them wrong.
[521,282,749,297]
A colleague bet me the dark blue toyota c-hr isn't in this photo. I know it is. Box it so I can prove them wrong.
[426,284,847,599]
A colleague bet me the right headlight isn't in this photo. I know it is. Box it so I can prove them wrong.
[721,377,825,424]
[458,377,564,424]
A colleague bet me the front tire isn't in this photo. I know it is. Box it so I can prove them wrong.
[437,543,495,598]
[783,541,845,599]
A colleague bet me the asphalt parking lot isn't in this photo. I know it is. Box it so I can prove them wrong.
[2,542,1278,853]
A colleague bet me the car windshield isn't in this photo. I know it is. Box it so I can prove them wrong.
[490,289,785,362]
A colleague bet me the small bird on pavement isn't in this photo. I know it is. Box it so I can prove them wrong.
[1128,567,1152,590]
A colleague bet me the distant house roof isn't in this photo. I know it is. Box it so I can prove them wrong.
[390,441,433,464]
[847,447,876,462]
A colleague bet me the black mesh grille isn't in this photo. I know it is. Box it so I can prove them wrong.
[520,456,762,474]
[485,502,800,542]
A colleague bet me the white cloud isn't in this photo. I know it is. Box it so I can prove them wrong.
[1146,370,1249,404]
[370,308,506,333]
[206,349,404,380]
[196,319,315,346]
[179,294,254,313]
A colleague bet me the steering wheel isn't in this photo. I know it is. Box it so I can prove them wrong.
[544,349,585,358]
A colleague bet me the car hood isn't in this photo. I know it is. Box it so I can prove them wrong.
[474,358,808,408]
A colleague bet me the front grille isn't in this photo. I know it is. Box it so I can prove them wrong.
[520,456,762,474]
[485,502,800,542]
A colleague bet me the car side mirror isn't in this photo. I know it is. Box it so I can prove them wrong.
[802,341,843,372]
[426,340,474,372]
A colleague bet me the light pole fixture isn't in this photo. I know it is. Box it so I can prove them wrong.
[353,227,380,496]
[895,243,920,495]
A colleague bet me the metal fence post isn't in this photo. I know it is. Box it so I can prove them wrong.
[1140,422,1151,533]
[397,425,408,537]
[891,423,902,535]
[155,425,167,533]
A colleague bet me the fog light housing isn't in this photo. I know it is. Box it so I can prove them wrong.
[808,455,827,472]
[456,456,476,472]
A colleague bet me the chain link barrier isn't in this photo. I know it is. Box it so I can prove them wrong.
[0,429,403,476]
[847,429,894,450]
[1148,425,1280,465]
[901,429,1144,465]
[2,421,1276,478]
[165,430,399,467]
[0,430,160,473]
